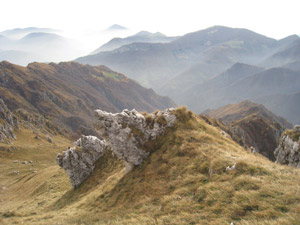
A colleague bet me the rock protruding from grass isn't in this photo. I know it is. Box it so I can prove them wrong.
[56,135,106,188]
[94,108,176,166]
[275,127,300,168]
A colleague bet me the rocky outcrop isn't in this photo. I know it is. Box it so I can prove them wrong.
[0,99,18,142]
[94,108,176,166]
[56,135,106,188]
[274,127,300,168]
[57,108,176,188]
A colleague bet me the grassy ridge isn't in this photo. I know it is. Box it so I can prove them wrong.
[1,108,300,224]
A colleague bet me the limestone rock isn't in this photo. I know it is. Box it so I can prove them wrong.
[275,135,300,168]
[94,108,176,166]
[56,135,106,188]
[57,109,176,188]
[0,98,17,142]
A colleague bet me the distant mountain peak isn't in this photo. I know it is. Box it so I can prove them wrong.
[106,24,128,31]
[229,62,263,71]
[134,31,166,37]
[21,32,61,39]
[88,30,176,54]
[134,31,152,36]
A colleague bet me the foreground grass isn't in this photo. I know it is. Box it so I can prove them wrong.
[1,108,300,224]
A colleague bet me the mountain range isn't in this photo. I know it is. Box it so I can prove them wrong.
[76,26,282,87]
[0,61,175,135]
[76,26,300,124]
[179,64,300,124]
[90,31,177,54]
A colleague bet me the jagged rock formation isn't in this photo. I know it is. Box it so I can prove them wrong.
[57,108,176,188]
[275,126,300,168]
[56,135,106,188]
[0,98,18,142]
[94,108,176,166]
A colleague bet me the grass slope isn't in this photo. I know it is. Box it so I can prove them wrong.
[1,108,300,224]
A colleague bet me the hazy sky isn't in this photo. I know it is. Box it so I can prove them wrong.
[1,0,299,52]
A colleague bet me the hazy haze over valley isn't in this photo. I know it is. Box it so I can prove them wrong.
[0,0,299,64]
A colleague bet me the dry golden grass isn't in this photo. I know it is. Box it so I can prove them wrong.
[1,107,300,224]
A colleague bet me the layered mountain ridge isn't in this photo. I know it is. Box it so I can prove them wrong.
[76,26,300,125]
[76,26,296,88]
[91,31,177,54]
[0,61,175,135]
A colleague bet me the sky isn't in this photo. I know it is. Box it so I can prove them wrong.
[0,0,299,52]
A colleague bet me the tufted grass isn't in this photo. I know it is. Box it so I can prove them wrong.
[283,129,300,142]
[1,107,300,224]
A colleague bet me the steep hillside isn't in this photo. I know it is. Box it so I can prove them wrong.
[1,107,300,224]
[0,61,175,134]
[76,26,278,89]
[91,31,177,54]
[204,100,292,161]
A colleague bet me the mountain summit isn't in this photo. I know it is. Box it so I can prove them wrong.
[90,31,177,54]
[105,24,128,31]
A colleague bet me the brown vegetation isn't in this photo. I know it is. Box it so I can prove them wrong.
[1,108,300,224]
